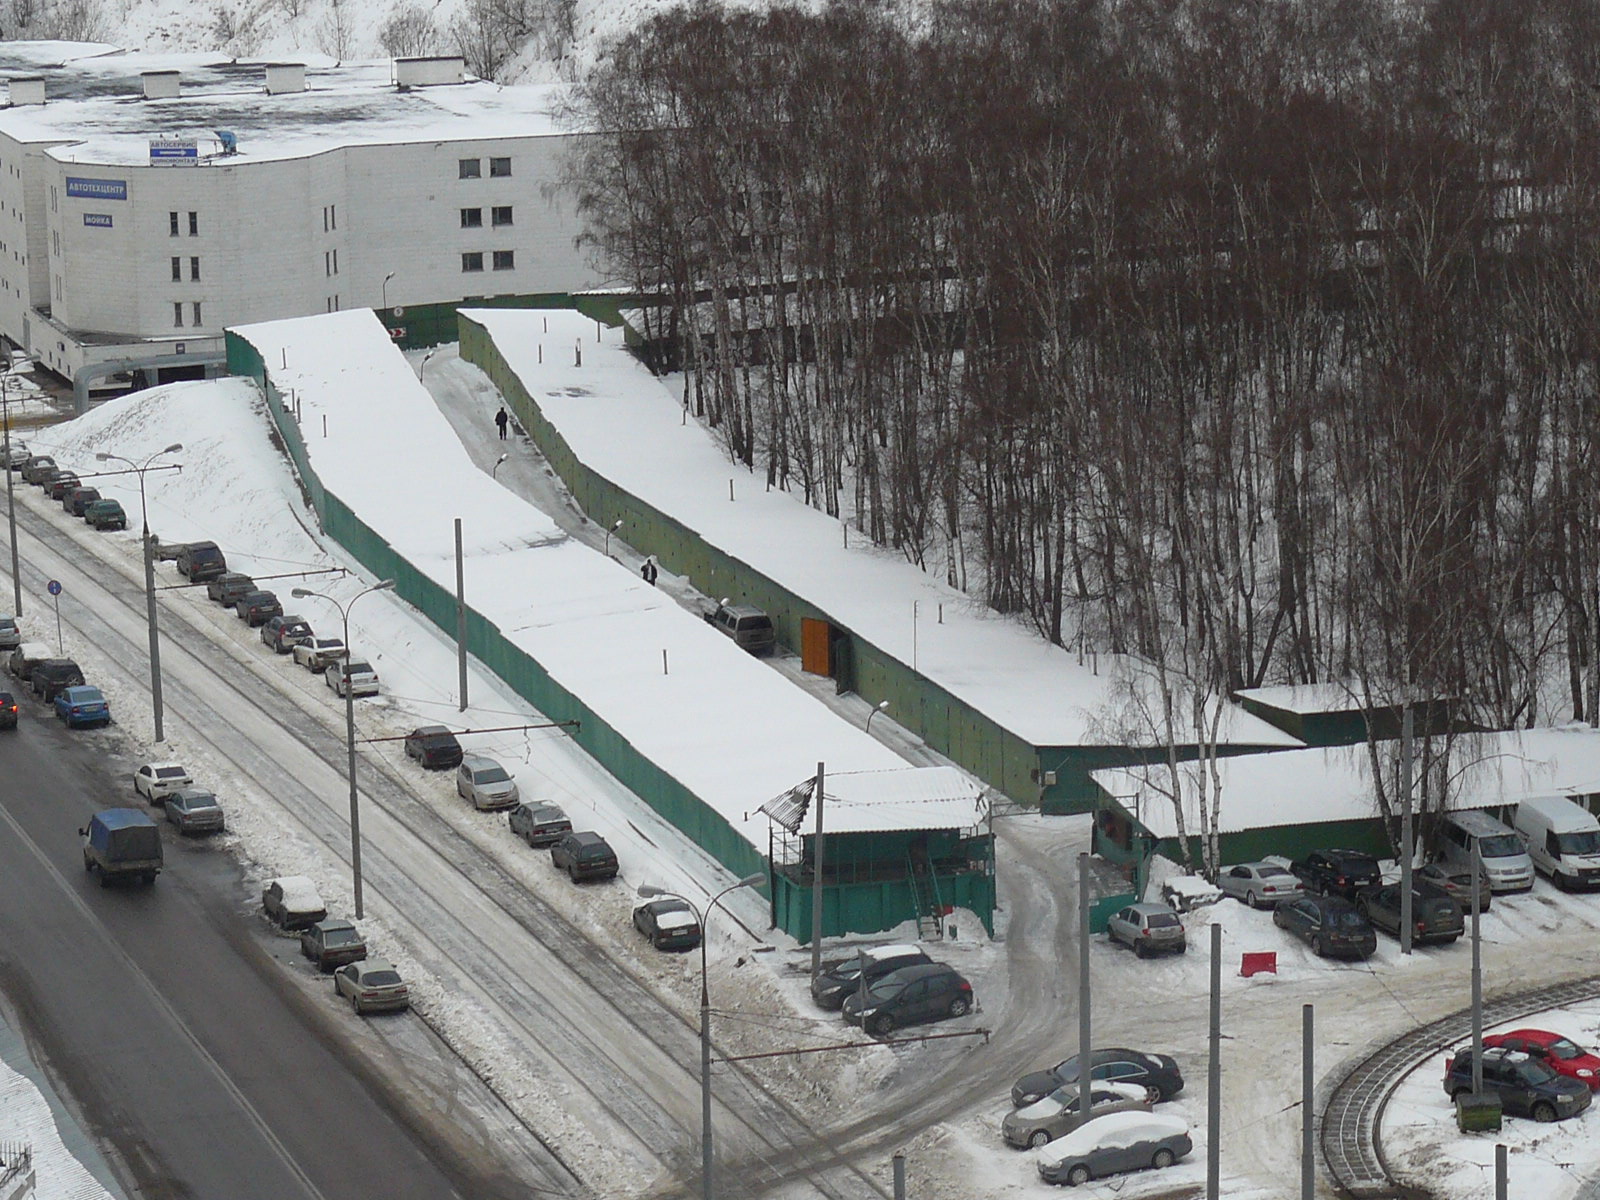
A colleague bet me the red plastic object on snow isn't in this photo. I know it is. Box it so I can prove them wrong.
[1239,951,1277,978]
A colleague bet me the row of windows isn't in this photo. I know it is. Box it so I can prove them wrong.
[461,206,513,229]
[462,251,515,272]
[322,204,337,232]
[173,301,202,327]
[459,157,512,179]
[171,256,200,282]
[169,211,199,237]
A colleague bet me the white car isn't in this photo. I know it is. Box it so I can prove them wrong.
[293,637,346,672]
[325,658,378,698]
[455,755,520,811]
[1216,861,1304,908]
[133,761,194,803]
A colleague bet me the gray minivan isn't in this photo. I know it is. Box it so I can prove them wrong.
[175,540,227,581]
[1439,809,1535,893]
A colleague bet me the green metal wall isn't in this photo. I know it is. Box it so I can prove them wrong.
[376,293,629,352]
[771,869,995,942]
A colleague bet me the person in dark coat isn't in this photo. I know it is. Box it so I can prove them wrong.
[494,406,509,439]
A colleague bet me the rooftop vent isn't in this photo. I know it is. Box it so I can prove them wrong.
[142,70,180,100]
[8,76,45,106]
[393,56,465,89]
[264,63,305,95]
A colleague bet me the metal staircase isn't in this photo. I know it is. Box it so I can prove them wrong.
[907,849,944,940]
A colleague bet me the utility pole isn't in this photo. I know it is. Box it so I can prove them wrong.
[1078,851,1091,1123]
[808,762,826,981]
[1400,702,1414,955]
[1208,921,1221,1200]
[1471,859,1484,1095]
[455,518,468,711]
[1302,1004,1314,1200]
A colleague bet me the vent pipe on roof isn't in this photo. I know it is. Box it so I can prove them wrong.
[264,63,306,95]
[393,56,466,89]
[7,76,45,106]
[142,70,180,100]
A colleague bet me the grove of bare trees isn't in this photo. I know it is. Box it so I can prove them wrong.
[573,0,1600,845]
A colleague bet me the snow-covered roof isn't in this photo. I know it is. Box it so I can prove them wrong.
[229,310,971,853]
[0,45,578,166]
[1094,725,1600,841]
[1233,682,1371,716]
[764,766,988,835]
[461,309,1300,753]
[654,909,698,931]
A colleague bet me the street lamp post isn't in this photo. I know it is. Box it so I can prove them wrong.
[417,349,436,380]
[604,518,622,557]
[1,366,27,617]
[637,872,764,1200]
[96,444,182,741]
[492,452,508,480]
[381,271,396,311]
[293,579,395,918]
[865,700,890,735]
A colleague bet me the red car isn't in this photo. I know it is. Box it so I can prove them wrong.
[1483,1029,1600,1091]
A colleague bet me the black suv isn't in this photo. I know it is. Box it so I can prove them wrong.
[842,963,974,1035]
[235,591,283,626]
[1444,1047,1592,1121]
[1272,894,1377,958]
[811,946,935,1010]
[1290,849,1382,899]
[1356,881,1464,945]
[550,831,619,882]
[30,658,85,703]
[207,572,256,604]
[404,726,464,770]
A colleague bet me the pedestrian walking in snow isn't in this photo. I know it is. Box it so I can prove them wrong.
[641,557,658,586]
[494,406,509,440]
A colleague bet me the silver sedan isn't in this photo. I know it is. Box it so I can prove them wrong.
[1217,862,1304,908]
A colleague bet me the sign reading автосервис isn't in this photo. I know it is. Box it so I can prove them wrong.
[65,177,127,201]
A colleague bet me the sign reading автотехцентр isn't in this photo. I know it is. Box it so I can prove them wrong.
[65,177,127,201]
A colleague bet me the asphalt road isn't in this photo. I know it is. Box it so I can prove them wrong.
[0,703,536,1200]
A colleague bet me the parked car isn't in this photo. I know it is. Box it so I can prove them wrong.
[293,636,346,672]
[234,590,283,626]
[133,761,194,803]
[333,959,410,1014]
[550,830,619,882]
[1272,894,1377,959]
[83,499,127,531]
[326,659,379,698]
[811,944,935,1010]
[55,685,109,728]
[1290,849,1382,899]
[300,919,369,973]
[1106,903,1186,957]
[32,468,68,493]
[206,572,256,604]
[1216,862,1304,908]
[1438,809,1535,893]
[703,600,777,655]
[1443,1047,1592,1121]
[262,876,327,931]
[5,440,28,469]
[1355,881,1464,944]
[1415,861,1493,912]
[1035,1110,1192,1187]
[455,755,520,811]
[632,898,702,950]
[0,690,17,730]
[7,642,50,681]
[404,725,463,769]
[1513,795,1600,891]
[44,472,81,500]
[842,963,974,1035]
[62,485,99,516]
[508,800,572,848]
[260,614,313,654]
[176,540,228,582]
[1002,1081,1153,1150]
[1483,1030,1600,1091]
[18,454,57,484]
[1013,1049,1185,1108]
[164,789,225,835]
[30,658,84,702]
[0,615,19,650]
[153,539,191,562]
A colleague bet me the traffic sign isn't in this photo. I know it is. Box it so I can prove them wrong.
[46,579,61,596]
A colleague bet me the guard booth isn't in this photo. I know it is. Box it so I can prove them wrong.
[760,765,995,941]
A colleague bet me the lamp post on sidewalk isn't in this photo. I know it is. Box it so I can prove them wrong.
[1,364,30,617]
[293,578,395,918]
[492,452,508,480]
[637,872,764,1200]
[95,444,182,741]
[381,271,396,311]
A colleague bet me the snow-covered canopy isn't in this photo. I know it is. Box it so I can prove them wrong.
[1094,725,1600,840]
[762,765,988,836]
[463,308,1300,754]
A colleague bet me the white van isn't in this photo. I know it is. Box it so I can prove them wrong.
[1514,796,1600,891]
[1438,809,1534,893]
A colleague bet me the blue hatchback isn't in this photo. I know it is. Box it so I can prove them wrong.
[55,685,110,728]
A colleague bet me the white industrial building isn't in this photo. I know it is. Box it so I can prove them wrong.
[0,42,600,401]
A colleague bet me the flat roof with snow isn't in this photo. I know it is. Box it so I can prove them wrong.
[462,309,1301,754]
[229,310,981,851]
[1094,725,1600,841]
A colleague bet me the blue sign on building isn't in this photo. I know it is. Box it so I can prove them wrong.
[83,213,112,229]
[65,177,127,201]
[149,139,197,165]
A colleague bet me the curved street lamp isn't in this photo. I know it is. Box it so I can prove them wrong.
[492,452,508,480]
[95,443,183,741]
[637,872,765,1200]
[604,518,623,558]
[865,699,890,736]
[292,578,395,918]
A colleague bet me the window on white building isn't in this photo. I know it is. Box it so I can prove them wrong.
[187,211,198,236]
[460,208,483,229]
[459,158,481,179]
[192,301,202,326]
[190,256,200,281]
[170,256,181,282]
[490,157,511,178]
[169,211,179,236]
[492,250,514,271]
[173,302,183,327]
[492,206,513,227]
[462,252,483,272]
